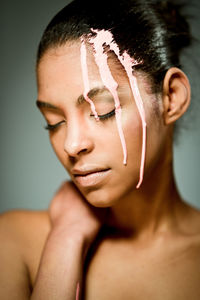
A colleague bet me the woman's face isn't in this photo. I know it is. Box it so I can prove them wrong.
[37,41,167,207]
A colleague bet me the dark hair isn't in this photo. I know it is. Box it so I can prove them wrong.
[37,0,192,94]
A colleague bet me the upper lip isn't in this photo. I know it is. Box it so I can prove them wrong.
[71,166,110,176]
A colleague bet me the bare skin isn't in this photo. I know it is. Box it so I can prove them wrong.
[0,42,200,299]
[1,195,200,299]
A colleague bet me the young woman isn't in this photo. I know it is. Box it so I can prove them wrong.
[1,0,200,299]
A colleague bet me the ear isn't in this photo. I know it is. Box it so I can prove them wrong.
[162,67,191,125]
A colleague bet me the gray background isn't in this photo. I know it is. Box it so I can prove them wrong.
[0,0,200,213]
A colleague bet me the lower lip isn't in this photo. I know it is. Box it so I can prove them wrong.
[74,169,111,187]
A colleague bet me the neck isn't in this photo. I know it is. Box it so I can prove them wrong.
[106,140,185,240]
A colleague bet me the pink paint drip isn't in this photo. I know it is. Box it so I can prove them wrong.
[80,38,99,120]
[88,29,147,188]
[88,30,127,165]
[122,52,147,188]
[76,281,80,300]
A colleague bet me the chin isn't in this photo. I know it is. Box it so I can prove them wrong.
[82,187,122,208]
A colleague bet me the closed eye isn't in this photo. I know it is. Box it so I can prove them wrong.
[91,109,115,120]
[44,120,66,131]
[44,108,116,131]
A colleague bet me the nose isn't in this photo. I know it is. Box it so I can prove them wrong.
[64,117,94,158]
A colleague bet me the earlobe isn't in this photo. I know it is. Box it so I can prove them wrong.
[162,67,191,125]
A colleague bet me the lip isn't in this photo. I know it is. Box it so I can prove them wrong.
[72,167,111,187]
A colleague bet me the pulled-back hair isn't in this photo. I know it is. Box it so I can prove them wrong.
[37,0,192,94]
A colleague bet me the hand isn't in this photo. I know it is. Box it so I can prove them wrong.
[49,181,108,247]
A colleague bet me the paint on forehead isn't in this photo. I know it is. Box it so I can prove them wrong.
[80,38,99,120]
[80,29,147,188]
[83,31,128,166]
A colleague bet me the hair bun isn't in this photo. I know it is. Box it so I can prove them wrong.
[154,0,192,49]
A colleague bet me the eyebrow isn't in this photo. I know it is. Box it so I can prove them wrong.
[36,86,110,109]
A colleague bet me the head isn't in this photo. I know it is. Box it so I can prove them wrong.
[36,0,191,207]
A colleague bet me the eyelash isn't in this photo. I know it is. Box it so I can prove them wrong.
[92,109,116,120]
[44,120,66,131]
[44,109,116,131]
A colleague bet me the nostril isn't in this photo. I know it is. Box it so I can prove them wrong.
[78,148,88,154]
[69,156,76,164]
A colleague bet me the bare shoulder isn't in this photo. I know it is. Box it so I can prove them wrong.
[0,210,51,253]
[0,209,50,230]
[0,209,51,299]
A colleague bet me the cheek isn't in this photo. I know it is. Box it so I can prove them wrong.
[98,123,121,148]
[122,101,160,181]
[96,106,143,168]
[49,130,67,166]
[139,106,166,179]
[123,104,142,155]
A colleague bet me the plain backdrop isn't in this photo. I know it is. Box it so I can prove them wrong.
[0,0,200,213]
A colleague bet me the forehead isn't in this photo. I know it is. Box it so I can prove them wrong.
[37,41,128,86]
[36,40,157,115]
